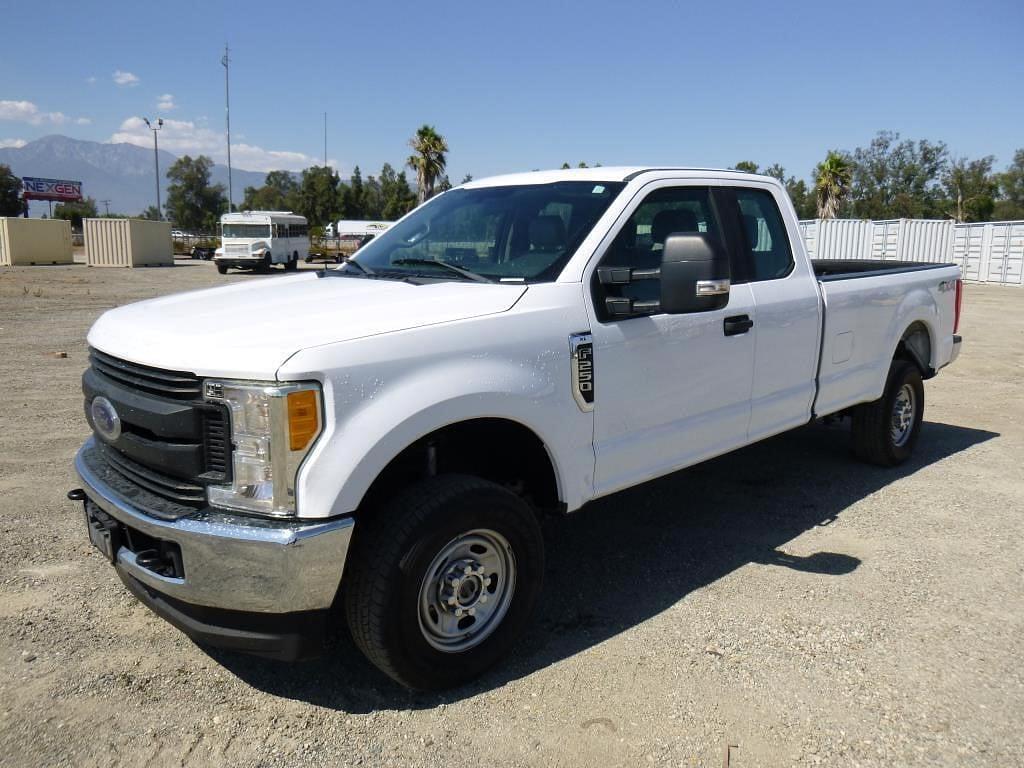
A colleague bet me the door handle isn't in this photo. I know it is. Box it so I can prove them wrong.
[723,314,754,336]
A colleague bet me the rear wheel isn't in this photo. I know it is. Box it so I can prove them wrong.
[343,474,544,690]
[286,251,298,271]
[851,359,924,466]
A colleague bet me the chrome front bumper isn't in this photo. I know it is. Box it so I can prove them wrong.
[74,438,353,615]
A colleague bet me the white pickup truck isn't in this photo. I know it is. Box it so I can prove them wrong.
[70,167,962,689]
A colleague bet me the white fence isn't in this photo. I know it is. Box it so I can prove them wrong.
[798,218,1024,285]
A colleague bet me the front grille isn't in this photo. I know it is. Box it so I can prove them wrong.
[89,349,202,400]
[86,349,233,516]
[101,443,206,505]
[224,244,251,256]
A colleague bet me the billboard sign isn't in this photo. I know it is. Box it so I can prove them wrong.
[22,177,83,203]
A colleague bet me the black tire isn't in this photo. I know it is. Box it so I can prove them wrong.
[286,251,298,271]
[343,474,544,690]
[216,263,228,275]
[851,359,924,466]
[259,253,271,272]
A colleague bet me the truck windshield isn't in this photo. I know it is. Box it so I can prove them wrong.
[349,182,626,282]
[222,224,271,238]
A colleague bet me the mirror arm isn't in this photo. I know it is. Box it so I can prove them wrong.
[597,266,660,285]
[604,297,660,317]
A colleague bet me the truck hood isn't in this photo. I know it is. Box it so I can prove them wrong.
[88,272,527,379]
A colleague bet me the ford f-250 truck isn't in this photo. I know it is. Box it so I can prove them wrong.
[69,167,963,689]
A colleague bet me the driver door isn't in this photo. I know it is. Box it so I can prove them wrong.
[586,183,757,497]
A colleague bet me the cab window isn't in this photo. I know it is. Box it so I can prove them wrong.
[734,188,793,281]
[594,186,722,318]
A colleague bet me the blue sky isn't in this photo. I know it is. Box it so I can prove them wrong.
[2,0,1022,182]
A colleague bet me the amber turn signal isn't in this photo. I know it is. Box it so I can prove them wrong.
[287,390,319,451]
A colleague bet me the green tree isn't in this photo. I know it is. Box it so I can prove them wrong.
[815,151,854,219]
[361,174,384,219]
[407,124,448,203]
[0,164,23,216]
[560,162,571,169]
[338,166,364,219]
[53,197,99,229]
[733,161,759,173]
[942,157,997,222]
[461,173,473,184]
[995,149,1024,220]
[380,163,416,220]
[294,165,340,227]
[165,155,227,232]
[140,205,162,220]
[437,174,452,193]
[849,131,948,219]
[242,170,299,212]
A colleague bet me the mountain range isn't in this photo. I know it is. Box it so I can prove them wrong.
[0,135,271,217]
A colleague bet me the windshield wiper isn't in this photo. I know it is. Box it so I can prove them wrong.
[339,257,375,276]
[390,258,494,283]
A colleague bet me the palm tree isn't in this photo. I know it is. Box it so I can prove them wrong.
[814,151,853,219]
[406,125,449,204]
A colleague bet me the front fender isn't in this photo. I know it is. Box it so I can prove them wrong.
[304,359,587,518]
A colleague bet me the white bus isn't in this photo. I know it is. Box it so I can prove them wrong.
[215,211,310,274]
[325,219,393,240]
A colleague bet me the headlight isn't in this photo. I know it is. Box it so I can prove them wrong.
[203,380,322,517]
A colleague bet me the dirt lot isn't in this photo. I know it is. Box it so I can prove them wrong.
[0,261,1021,768]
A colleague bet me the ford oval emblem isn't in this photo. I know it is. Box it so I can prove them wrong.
[91,396,122,443]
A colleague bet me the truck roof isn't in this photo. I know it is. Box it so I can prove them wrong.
[462,167,779,188]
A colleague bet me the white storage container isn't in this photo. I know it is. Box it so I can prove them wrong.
[84,218,173,267]
[0,217,73,266]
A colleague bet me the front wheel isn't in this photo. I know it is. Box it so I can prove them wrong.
[851,359,924,466]
[343,475,544,690]
[216,263,228,275]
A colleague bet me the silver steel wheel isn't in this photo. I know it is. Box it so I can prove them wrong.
[890,383,916,447]
[417,528,516,653]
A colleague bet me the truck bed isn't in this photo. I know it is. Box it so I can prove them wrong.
[812,260,960,420]
[812,259,953,281]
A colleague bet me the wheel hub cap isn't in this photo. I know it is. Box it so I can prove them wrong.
[417,529,516,653]
[890,383,916,447]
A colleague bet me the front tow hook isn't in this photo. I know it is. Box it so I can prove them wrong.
[67,488,87,501]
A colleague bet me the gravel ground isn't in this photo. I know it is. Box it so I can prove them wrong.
[0,261,1021,768]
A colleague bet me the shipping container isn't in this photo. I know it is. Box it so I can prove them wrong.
[798,219,878,261]
[952,221,1024,286]
[0,217,73,266]
[802,218,1024,285]
[84,219,173,267]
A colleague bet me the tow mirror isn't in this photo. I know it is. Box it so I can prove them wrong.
[659,233,731,314]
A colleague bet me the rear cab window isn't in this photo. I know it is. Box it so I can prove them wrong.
[732,188,794,282]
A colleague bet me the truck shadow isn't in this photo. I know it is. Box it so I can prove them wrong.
[210,418,996,711]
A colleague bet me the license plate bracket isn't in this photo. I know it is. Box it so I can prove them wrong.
[85,503,122,564]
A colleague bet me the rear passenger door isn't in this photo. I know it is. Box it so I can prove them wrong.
[585,183,757,497]
[727,186,821,441]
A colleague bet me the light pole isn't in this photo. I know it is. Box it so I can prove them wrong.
[222,44,233,211]
[143,117,163,219]
[100,199,111,216]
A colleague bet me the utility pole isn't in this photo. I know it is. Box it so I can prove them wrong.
[222,44,233,212]
[100,199,111,216]
[142,117,163,218]
[324,112,328,168]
